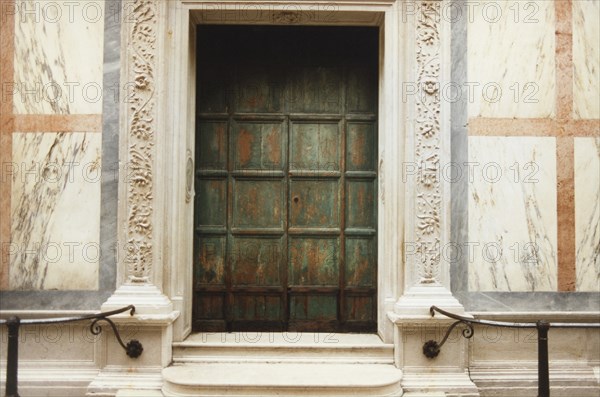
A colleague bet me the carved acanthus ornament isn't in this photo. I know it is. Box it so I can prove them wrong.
[125,0,157,282]
[415,1,442,283]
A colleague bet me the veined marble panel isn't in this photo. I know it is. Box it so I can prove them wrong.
[10,132,101,290]
[13,0,105,114]
[467,0,555,118]
[573,0,600,119]
[468,136,557,292]
[575,137,600,291]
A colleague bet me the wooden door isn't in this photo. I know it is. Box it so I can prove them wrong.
[193,26,378,332]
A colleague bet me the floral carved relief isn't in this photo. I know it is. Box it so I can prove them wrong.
[126,0,156,282]
[415,1,442,282]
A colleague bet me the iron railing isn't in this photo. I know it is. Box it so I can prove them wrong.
[423,305,600,397]
[0,305,143,397]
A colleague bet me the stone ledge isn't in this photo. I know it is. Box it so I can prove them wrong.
[469,364,600,397]
[162,363,402,396]
[0,365,98,397]
[87,366,163,397]
[401,372,480,397]
[173,334,394,365]
[116,390,164,397]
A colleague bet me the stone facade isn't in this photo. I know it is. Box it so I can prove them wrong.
[0,1,598,396]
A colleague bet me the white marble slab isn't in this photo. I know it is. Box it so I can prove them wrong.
[575,137,600,292]
[573,0,600,119]
[13,1,105,114]
[468,136,558,292]
[10,132,101,290]
[468,0,555,118]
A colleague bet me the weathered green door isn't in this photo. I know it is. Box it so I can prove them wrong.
[194,26,378,332]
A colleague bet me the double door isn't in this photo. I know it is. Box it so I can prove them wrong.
[193,26,378,332]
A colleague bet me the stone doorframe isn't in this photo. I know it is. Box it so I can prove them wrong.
[105,0,464,346]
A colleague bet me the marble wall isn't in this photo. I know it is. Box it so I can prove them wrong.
[10,132,101,290]
[3,1,105,292]
[575,137,600,292]
[468,137,558,292]
[467,0,556,118]
[573,0,600,119]
[12,0,105,115]
[461,0,600,303]
[1,0,119,305]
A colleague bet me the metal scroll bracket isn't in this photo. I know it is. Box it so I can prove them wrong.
[422,305,600,397]
[1,305,142,397]
[89,306,144,358]
[422,315,474,359]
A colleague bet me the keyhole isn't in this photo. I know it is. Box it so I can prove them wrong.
[293,196,300,203]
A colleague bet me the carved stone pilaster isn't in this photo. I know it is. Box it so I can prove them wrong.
[124,0,157,283]
[414,0,442,284]
[391,8,476,393]
[103,0,172,315]
[393,0,466,317]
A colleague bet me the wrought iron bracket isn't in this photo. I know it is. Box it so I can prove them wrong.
[0,305,142,397]
[421,305,600,397]
[423,314,474,359]
[89,306,144,358]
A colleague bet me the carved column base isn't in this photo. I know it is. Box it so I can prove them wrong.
[388,316,480,396]
[389,283,479,396]
[91,291,179,396]
[102,283,174,315]
[392,282,467,318]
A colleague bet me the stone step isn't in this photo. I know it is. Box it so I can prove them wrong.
[162,363,403,396]
[172,333,394,364]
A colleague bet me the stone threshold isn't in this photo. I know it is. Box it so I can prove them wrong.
[162,362,403,396]
[176,332,388,347]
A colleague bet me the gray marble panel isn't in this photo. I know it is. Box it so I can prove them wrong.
[98,0,122,301]
[450,0,469,295]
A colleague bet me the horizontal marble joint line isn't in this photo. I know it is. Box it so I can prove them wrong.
[1,115,102,133]
[468,118,600,137]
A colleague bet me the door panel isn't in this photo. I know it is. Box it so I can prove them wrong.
[347,122,377,172]
[231,236,283,286]
[197,121,228,170]
[289,179,340,229]
[345,296,375,321]
[345,237,377,287]
[289,67,342,114]
[290,122,341,172]
[233,295,282,321]
[235,66,285,114]
[347,65,378,113]
[195,236,226,285]
[232,180,285,230]
[194,26,378,332]
[232,121,285,171]
[346,180,376,228]
[290,295,338,321]
[196,179,227,227]
[289,237,340,286]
